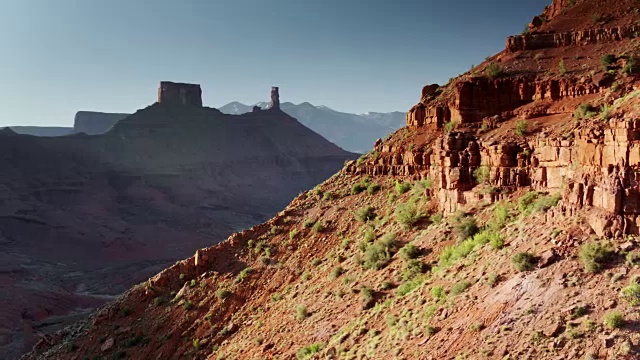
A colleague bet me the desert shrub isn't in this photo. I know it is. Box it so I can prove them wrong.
[388,192,398,204]
[216,288,231,299]
[518,191,539,213]
[532,193,561,212]
[623,56,638,75]
[355,154,367,167]
[438,233,488,268]
[620,283,640,306]
[485,62,504,78]
[402,259,425,280]
[515,119,528,136]
[236,267,254,283]
[395,276,424,296]
[330,266,345,279]
[473,229,504,250]
[430,285,446,299]
[603,311,624,329]
[601,54,616,67]
[303,219,316,228]
[429,213,443,224]
[355,206,377,222]
[296,343,325,360]
[367,183,381,195]
[323,191,335,201]
[487,273,500,287]
[399,243,420,260]
[600,104,612,121]
[311,258,321,266]
[351,183,366,195]
[412,178,433,197]
[395,181,412,195]
[558,59,567,75]
[473,166,490,184]
[512,252,537,272]
[311,221,325,233]
[579,241,614,273]
[289,228,299,240]
[362,232,397,270]
[182,301,193,310]
[450,280,471,295]
[453,216,479,240]
[395,201,425,229]
[363,227,376,243]
[360,287,375,309]
[443,120,457,133]
[296,305,309,321]
[314,186,323,197]
[626,251,640,266]
[574,103,598,120]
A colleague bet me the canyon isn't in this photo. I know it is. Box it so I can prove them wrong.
[0,82,356,359]
[19,0,640,359]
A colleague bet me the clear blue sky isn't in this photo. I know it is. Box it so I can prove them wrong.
[0,0,549,126]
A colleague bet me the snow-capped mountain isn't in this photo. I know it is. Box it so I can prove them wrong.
[218,102,405,153]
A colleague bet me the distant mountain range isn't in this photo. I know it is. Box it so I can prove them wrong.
[9,103,405,153]
[218,102,406,153]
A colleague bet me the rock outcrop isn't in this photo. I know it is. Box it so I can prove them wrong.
[157,81,203,107]
[73,111,130,134]
[506,24,639,52]
[270,86,280,110]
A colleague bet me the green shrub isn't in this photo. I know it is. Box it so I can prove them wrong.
[438,233,488,268]
[600,104,612,121]
[518,191,539,213]
[351,183,366,195]
[303,219,316,228]
[620,283,640,306]
[296,304,309,321]
[311,221,325,233]
[574,103,598,120]
[395,276,424,297]
[395,181,412,195]
[330,266,345,279]
[558,59,567,75]
[429,213,443,224]
[367,183,381,195]
[236,267,254,283]
[296,343,324,360]
[603,311,624,329]
[626,251,640,266]
[515,119,528,136]
[289,228,299,240]
[473,166,490,184]
[512,252,537,272]
[473,229,504,250]
[363,227,376,243]
[430,285,446,299]
[601,54,616,67]
[412,178,432,196]
[399,244,420,260]
[579,241,614,273]
[323,191,335,201]
[443,120,457,133]
[454,216,479,240]
[355,206,377,222]
[216,288,231,299]
[314,186,323,197]
[623,56,638,75]
[532,193,561,212]
[395,202,425,229]
[362,233,397,270]
[402,259,425,280]
[485,63,504,78]
[450,280,471,295]
[360,287,375,309]
[487,273,500,287]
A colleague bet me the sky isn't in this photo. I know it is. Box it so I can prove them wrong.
[0,0,550,126]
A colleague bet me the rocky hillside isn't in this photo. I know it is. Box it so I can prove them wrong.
[1,83,355,359]
[23,0,640,359]
[219,101,405,153]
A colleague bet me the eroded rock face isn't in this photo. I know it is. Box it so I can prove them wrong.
[506,24,639,52]
[157,81,203,107]
[406,77,604,127]
[270,87,280,110]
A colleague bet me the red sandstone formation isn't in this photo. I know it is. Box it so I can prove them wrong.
[20,1,640,360]
[157,81,203,107]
